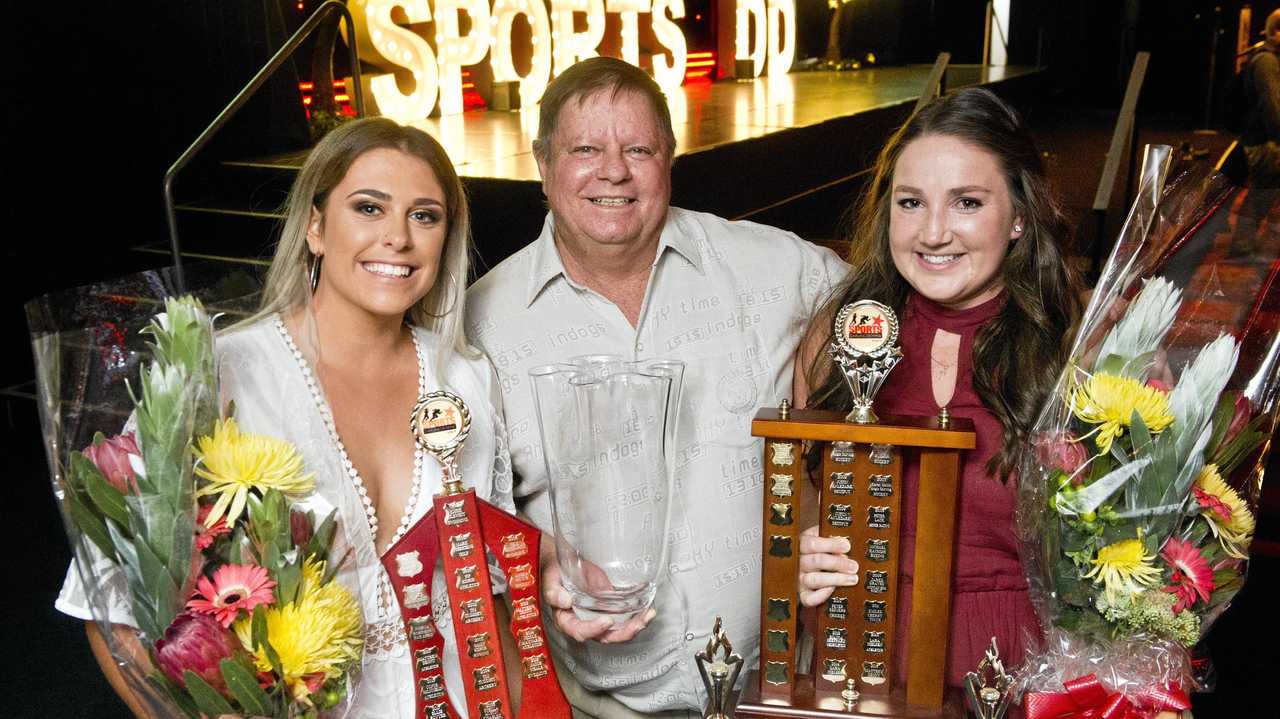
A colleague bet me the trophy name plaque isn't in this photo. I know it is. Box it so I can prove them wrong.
[734,301,975,719]
[382,391,572,719]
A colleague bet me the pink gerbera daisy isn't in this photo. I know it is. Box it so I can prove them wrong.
[195,505,231,551]
[187,564,276,627]
[1160,538,1215,614]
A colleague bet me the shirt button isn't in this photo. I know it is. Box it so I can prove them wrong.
[637,342,645,352]
[684,632,695,641]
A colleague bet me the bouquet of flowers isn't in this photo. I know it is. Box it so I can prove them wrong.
[31,268,363,718]
[1016,146,1280,716]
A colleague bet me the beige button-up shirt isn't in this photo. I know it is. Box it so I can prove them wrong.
[467,207,848,713]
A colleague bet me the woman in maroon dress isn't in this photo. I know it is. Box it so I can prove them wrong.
[794,88,1082,691]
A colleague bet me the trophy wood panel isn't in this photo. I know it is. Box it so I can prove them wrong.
[903,449,962,710]
[760,436,803,699]
[752,410,975,450]
[847,446,901,696]
[735,670,967,719]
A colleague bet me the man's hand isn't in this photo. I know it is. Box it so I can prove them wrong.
[797,525,860,607]
[541,551,655,644]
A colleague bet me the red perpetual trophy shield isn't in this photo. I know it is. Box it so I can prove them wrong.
[381,391,571,719]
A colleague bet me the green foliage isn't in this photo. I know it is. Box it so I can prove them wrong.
[183,670,235,717]
[147,672,200,719]
[221,659,273,715]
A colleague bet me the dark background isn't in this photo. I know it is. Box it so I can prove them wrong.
[8,1,1280,715]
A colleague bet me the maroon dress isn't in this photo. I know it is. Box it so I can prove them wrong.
[875,292,1040,689]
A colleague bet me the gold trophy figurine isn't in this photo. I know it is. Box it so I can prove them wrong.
[963,638,1014,719]
[696,617,744,719]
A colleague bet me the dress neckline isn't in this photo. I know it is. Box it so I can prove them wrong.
[271,315,428,557]
[907,290,1005,331]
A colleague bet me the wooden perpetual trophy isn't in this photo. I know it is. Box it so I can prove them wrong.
[733,301,976,719]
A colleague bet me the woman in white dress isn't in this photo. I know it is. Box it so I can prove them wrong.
[57,117,519,717]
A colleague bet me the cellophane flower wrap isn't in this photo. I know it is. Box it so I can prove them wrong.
[1015,146,1280,716]
[29,266,363,718]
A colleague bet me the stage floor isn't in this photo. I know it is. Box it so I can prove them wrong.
[236,65,1040,183]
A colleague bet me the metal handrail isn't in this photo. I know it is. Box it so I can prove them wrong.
[162,0,364,291]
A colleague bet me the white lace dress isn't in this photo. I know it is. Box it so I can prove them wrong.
[57,318,515,719]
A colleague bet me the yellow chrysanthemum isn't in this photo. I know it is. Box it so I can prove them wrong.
[1083,538,1163,603]
[234,558,363,702]
[1070,372,1174,454]
[1195,465,1256,559]
[195,418,314,527]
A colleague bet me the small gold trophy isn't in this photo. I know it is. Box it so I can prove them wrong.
[963,639,1014,719]
[696,617,744,719]
[830,300,903,424]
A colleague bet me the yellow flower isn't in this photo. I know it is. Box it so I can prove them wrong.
[195,418,314,527]
[1070,372,1174,454]
[234,558,363,702]
[1084,538,1163,603]
[1194,465,1256,559]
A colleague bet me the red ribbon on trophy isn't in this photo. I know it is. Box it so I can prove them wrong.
[381,391,572,719]
[1024,673,1190,719]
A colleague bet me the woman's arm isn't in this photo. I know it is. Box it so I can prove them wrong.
[86,621,159,719]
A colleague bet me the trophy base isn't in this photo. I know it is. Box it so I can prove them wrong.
[734,671,967,719]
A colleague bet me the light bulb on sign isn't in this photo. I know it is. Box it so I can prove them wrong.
[550,0,605,77]
[607,0,650,67]
[766,0,795,75]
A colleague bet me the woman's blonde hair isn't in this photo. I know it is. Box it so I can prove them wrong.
[244,117,474,376]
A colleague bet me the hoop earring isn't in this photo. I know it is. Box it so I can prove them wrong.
[309,254,322,293]
[423,268,459,318]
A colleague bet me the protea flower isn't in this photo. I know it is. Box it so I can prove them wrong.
[154,612,239,695]
[81,432,141,493]
[1160,538,1215,613]
[290,510,313,549]
[187,563,276,627]
[1034,430,1089,481]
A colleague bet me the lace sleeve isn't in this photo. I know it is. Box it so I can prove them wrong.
[484,362,516,593]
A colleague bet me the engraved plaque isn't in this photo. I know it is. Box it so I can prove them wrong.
[824,627,848,650]
[512,596,539,622]
[830,441,855,464]
[426,703,449,719]
[864,600,886,623]
[415,646,441,672]
[473,664,499,692]
[409,616,436,641]
[460,598,485,623]
[402,583,429,610]
[517,626,544,651]
[443,499,469,525]
[419,675,446,701]
[466,632,492,658]
[765,661,789,685]
[509,563,536,591]
[767,598,791,621]
[769,535,792,558]
[770,442,795,466]
[826,596,848,621]
[523,654,549,680]
[766,629,790,652]
[501,532,529,558]
[829,471,854,496]
[869,444,894,465]
[449,532,474,558]
[865,570,888,594]
[770,474,793,497]
[867,506,891,529]
[868,473,894,497]
[863,630,886,654]
[769,503,793,526]
[828,503,853,528]
[865,538,889,562]
[862,661,887,682]
[478,700,503,719]
[395,550,424,577]
[822,658,848,683]
[455,565,480,591]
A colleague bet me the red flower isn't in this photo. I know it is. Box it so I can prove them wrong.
[1221,393,1252,449]
[81,432,141,493]
[1193,486,1233,524]
[154,612,239,695]
[187,564,277,627]
[1034,431,1089,480]
[1146,377,1171,393]
[290,509,313,548]
[1160,538,1215,613]
[195,505,230,550]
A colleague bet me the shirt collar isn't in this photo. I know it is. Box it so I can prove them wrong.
[523,209,705,307]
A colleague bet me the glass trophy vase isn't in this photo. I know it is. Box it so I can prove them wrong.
[530,355,684,622]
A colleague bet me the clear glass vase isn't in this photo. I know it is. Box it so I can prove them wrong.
[529,355,684,622]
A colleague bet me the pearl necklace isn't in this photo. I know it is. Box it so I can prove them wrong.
[274,316,428,556]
